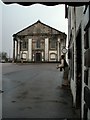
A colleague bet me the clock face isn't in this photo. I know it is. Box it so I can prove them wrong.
[62,48,67,54]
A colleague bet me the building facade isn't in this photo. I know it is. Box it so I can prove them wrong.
[13,20,67,62]
[65,4,90,119]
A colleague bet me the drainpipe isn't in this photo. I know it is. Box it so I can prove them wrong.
[58,38,60,61]
[81,9,85,119]
[73,6,77,107]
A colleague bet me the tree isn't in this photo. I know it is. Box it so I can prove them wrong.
[0,52,8,62]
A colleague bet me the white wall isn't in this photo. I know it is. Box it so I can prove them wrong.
[88,109,90,119]
[0,64,2,120]
[68,6,77,106]
[70,78,76,106]
[71,7,74,30]
[83,6,90,31]
[81,17,85,118]
[68,5,90,119]
[76,7,84,32]
[68,7,71,42]
[81,5,90,119]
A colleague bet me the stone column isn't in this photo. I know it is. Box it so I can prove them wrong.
[28,38,32,61]
[16,40,18,61]
[45,38,49,61]
[13,38,15,62]
[18,39,20,60]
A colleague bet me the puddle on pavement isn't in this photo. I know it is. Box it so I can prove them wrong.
[19,106,32,111]
[32,96,42,100]
[33,99,68,105]
[16,92,68,105]
[11,100,16,103]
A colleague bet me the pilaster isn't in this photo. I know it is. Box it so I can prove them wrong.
[28,38,32,61]
[45,38,49,61]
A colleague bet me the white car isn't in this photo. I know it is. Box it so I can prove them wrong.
[0,59,5,63]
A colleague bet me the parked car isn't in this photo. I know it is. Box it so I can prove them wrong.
[0,59,6,63]
[8,58,13,63]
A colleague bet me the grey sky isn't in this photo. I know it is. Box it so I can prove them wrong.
[1,1,68,58]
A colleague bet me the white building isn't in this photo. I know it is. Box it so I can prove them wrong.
[12,20,67,63]
[65,4,90,119]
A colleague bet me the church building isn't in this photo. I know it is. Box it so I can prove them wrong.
[13,20,67,62]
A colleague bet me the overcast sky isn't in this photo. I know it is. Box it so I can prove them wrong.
[1,1,68,58]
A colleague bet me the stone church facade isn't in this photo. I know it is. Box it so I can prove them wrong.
[13,20,67,62]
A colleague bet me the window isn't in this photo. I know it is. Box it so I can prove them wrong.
[36,40,40,48]
[50,53,56,60]
[49,38,56,49]
[23,41,27,49]
[84,29,89,49]
[22,40,28,50]
[84,69,88,85]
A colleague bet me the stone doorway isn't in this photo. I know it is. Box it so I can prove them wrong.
[35,53,42,62]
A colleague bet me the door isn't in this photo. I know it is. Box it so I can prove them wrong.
[76,28,82,110]
[36,53,41,62]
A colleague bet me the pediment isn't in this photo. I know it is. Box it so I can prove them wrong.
[14,20,65,36]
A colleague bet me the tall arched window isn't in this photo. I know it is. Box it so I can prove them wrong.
[36,39,40,48]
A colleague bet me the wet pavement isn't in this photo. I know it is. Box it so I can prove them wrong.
[2,63,80,119]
